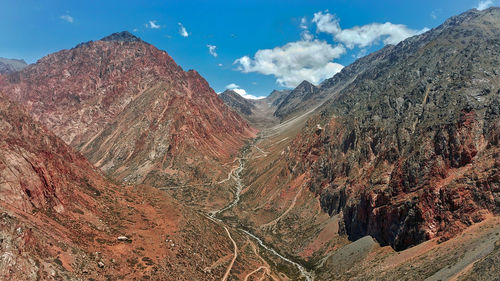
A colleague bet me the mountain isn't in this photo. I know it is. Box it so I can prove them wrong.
[266,89,291,107]
[0,31,257,205]
[270,36,418,122]
[273,80,318,120]
[0,93,283,280]
[219,89,256,116]
[219,89,283,129]
[2,7,500,280]
[0,57,27,74]
[299,7,500,250]
[223,7,500,280]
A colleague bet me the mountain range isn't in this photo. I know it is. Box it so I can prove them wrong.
[0,7,499,281]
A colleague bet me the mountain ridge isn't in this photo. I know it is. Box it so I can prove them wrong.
[0,32,257,206]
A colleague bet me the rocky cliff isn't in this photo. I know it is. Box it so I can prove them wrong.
[284,7,500,250]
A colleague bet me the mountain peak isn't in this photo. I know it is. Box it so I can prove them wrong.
[0,57,28,74]
[100,31,142,42]
[220,89,239,96]
[295,80,316,90]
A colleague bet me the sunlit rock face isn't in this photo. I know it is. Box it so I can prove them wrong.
[0,31,257,188]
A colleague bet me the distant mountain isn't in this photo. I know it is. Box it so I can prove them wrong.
[219,89,292,129]
[219,89,256,116]
[0,57,27,74]
[273,80,318,120]
[266,89,291,107]
[0,31,256,194]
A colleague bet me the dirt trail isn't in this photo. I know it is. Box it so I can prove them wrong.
[260,183,305,229]
[210,158,244,217]
[243,266,269,281]
[221,226,238,281]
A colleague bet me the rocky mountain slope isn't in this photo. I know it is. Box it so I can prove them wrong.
[1,92,309,280]
[220,89,282,129]
[219,89,256,116]
[266,89,291,107]
[0,32,256,200]
[273,80,319,120]
[290,7,500,250]
[0,93,253,280]
[1,6,499,281]
[224,8,500,278]
[0,57,27,74]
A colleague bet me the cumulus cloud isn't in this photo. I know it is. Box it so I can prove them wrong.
[312,11,341,34]
[312,10,424,49]
[234,39,345,88]
[335,22,422,48]
[225,84,264,100]
[60,15,74,23]
[207,44,218,57]
[476,0,494,10]
[178,22,189,37]
[234,10,427,88]
[147,20,160,29]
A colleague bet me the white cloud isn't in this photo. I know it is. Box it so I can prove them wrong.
[225,84,264,100]
[226,83,239,89]
[312,10,423,49]
[300,17,308,29]
[335,22,421,48]
[207,44,218,57]
[312,11,341,34]
[352,48,368,59]
[476,0,494,10]
[178,22,189,37]
[147,20,160,29]
[218,63,223,67]
[234,39,345,88]
[418,27,430,34]
[234,10,428,89]
[301,30,314,41]
[60,15,74,23]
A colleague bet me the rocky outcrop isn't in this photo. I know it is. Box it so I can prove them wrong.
[283,8,500,250]
[0,32,257,187]
[0,57,27,74]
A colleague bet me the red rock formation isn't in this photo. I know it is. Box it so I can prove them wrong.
[0,93,266,280]
[0,32,256,187]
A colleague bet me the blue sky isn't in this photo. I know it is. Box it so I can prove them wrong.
[0,0,495,98]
